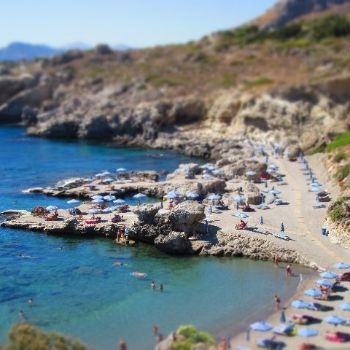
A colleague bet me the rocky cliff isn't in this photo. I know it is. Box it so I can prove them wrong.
[253,0,350,28]
[0,10,350,157]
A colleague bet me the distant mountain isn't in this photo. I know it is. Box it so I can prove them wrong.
[253,0,350,28]
[0,42,62,61]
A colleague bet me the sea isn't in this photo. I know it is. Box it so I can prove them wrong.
[0,125,301,349]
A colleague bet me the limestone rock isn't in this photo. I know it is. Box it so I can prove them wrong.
[154,231,193,255]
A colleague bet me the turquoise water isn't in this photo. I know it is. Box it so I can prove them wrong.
[0,126,300,350]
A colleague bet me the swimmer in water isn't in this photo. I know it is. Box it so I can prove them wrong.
[27,298,33,305]
[113,261,124,266]
[150,280,156,289]
[159,284,164,292]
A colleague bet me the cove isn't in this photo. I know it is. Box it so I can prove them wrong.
[0,126,301,350]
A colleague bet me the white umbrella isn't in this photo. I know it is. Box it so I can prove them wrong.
[46,205,58,211]
[234,195,246,203]
[67,199,80,204]
[324,315,346,325]
[102,208,112,213]
[246,171,256,177]
[88,208,100,214]
[133,193,147,199]
[234,211,250,219]
[92,198,104,204]
[103,195,116,202]
[187,191,199,199]
[320,271,338,279]
[165,191,181,199]
[113,199,126,205]
[208,194,221,201]
[91,195,103,200]
[334,262,350,269]
[116,167,127,172]
[250,321,273,332]
[102,178,114,183]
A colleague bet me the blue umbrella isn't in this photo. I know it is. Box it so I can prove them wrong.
[103,195,116,202]
[339,303,350,311]
[133,193,147,199]
[291,300,311,309]
[208,194,221,201]
[187,191,199,199]
[102,208,112,213]
[92,198,104,204]
[304,289,322,298]
[320,271,338,279]
[316,279,333,287]
[270,189,281,195]
[234,212,250,219]
[46,205,58,211]
[88,208,100,214]
[250,321,273,332]
[165,191,181,199]
[67,199,80,204]
[91,195,103,200]
[324,315,346,325]
[102,178,114,183]
[113,199,126,205]
[234,195,246,203]
[297,328,319,337]
[334,262,350,269]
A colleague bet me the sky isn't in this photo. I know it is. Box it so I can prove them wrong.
[1,0,276,48]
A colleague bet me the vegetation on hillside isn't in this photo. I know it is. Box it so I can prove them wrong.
[0,323,90,350]
[215,14,350,49]
[171,325,216,350]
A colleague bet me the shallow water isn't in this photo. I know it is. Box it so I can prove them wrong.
[0,126,301,350]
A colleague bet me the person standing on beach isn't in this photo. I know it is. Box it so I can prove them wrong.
[286,264,292,277]
[274,295,281,311]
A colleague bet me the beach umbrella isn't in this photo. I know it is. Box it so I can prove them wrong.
[103,195,116,202]
[102,208,112,213]
[324,315,346,326]
[250,321,273,332]
[297,328,319,337]
[92,198,104,204]
[67,199,80,204]
[246,171,256,177]
[320,271,338,279]
[291,300,310,309]
[116,167,127,172]
[102,178,114,183]
[187,191,199,199]
[207,194,221,201]
[88,208,100,214]
[165,190,181,199]
[234,195,246,203]
[202,174,213,180]
[133,193,147,199]
[304,289,322,298]
[316,279,333,287]
[234,212,250,219]
[334,262,350,269]
[270,189,281,195]
[109,206,118,211]
[46,205,58,211]
[339,303,350,311]
[91,195,103,200]
[100,171,111,176]
[113,199,126,205]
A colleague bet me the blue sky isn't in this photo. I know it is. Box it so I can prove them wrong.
[2,0,276,48]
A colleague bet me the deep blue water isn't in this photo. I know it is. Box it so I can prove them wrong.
[0,126,301,350]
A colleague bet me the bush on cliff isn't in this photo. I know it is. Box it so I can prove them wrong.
[0,323,90,350]
[335,163,350,181]
[171,325,215,350]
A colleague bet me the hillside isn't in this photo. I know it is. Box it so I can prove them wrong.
[0,13,349,159]
[253,0,350,28]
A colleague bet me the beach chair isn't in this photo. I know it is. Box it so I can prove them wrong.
[312,203,326,209]
[274,232,290,241]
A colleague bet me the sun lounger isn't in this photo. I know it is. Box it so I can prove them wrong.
[253,227,270,235]
[313,204,326,209]
[275,199,289,205]
[274,232,290,241]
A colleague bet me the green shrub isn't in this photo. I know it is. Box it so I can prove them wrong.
[329,206,343,222]
[305,144,326,155]
[333,152,348,162]
[177,325,215,345]
[1,323,89,350]
[326,132,350,151]
[335,163,350,181]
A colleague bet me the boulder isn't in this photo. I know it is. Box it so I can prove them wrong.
[154,231,193,255]
[134,204,159,224]
[157,201,205,232]
[128,223,171,244]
